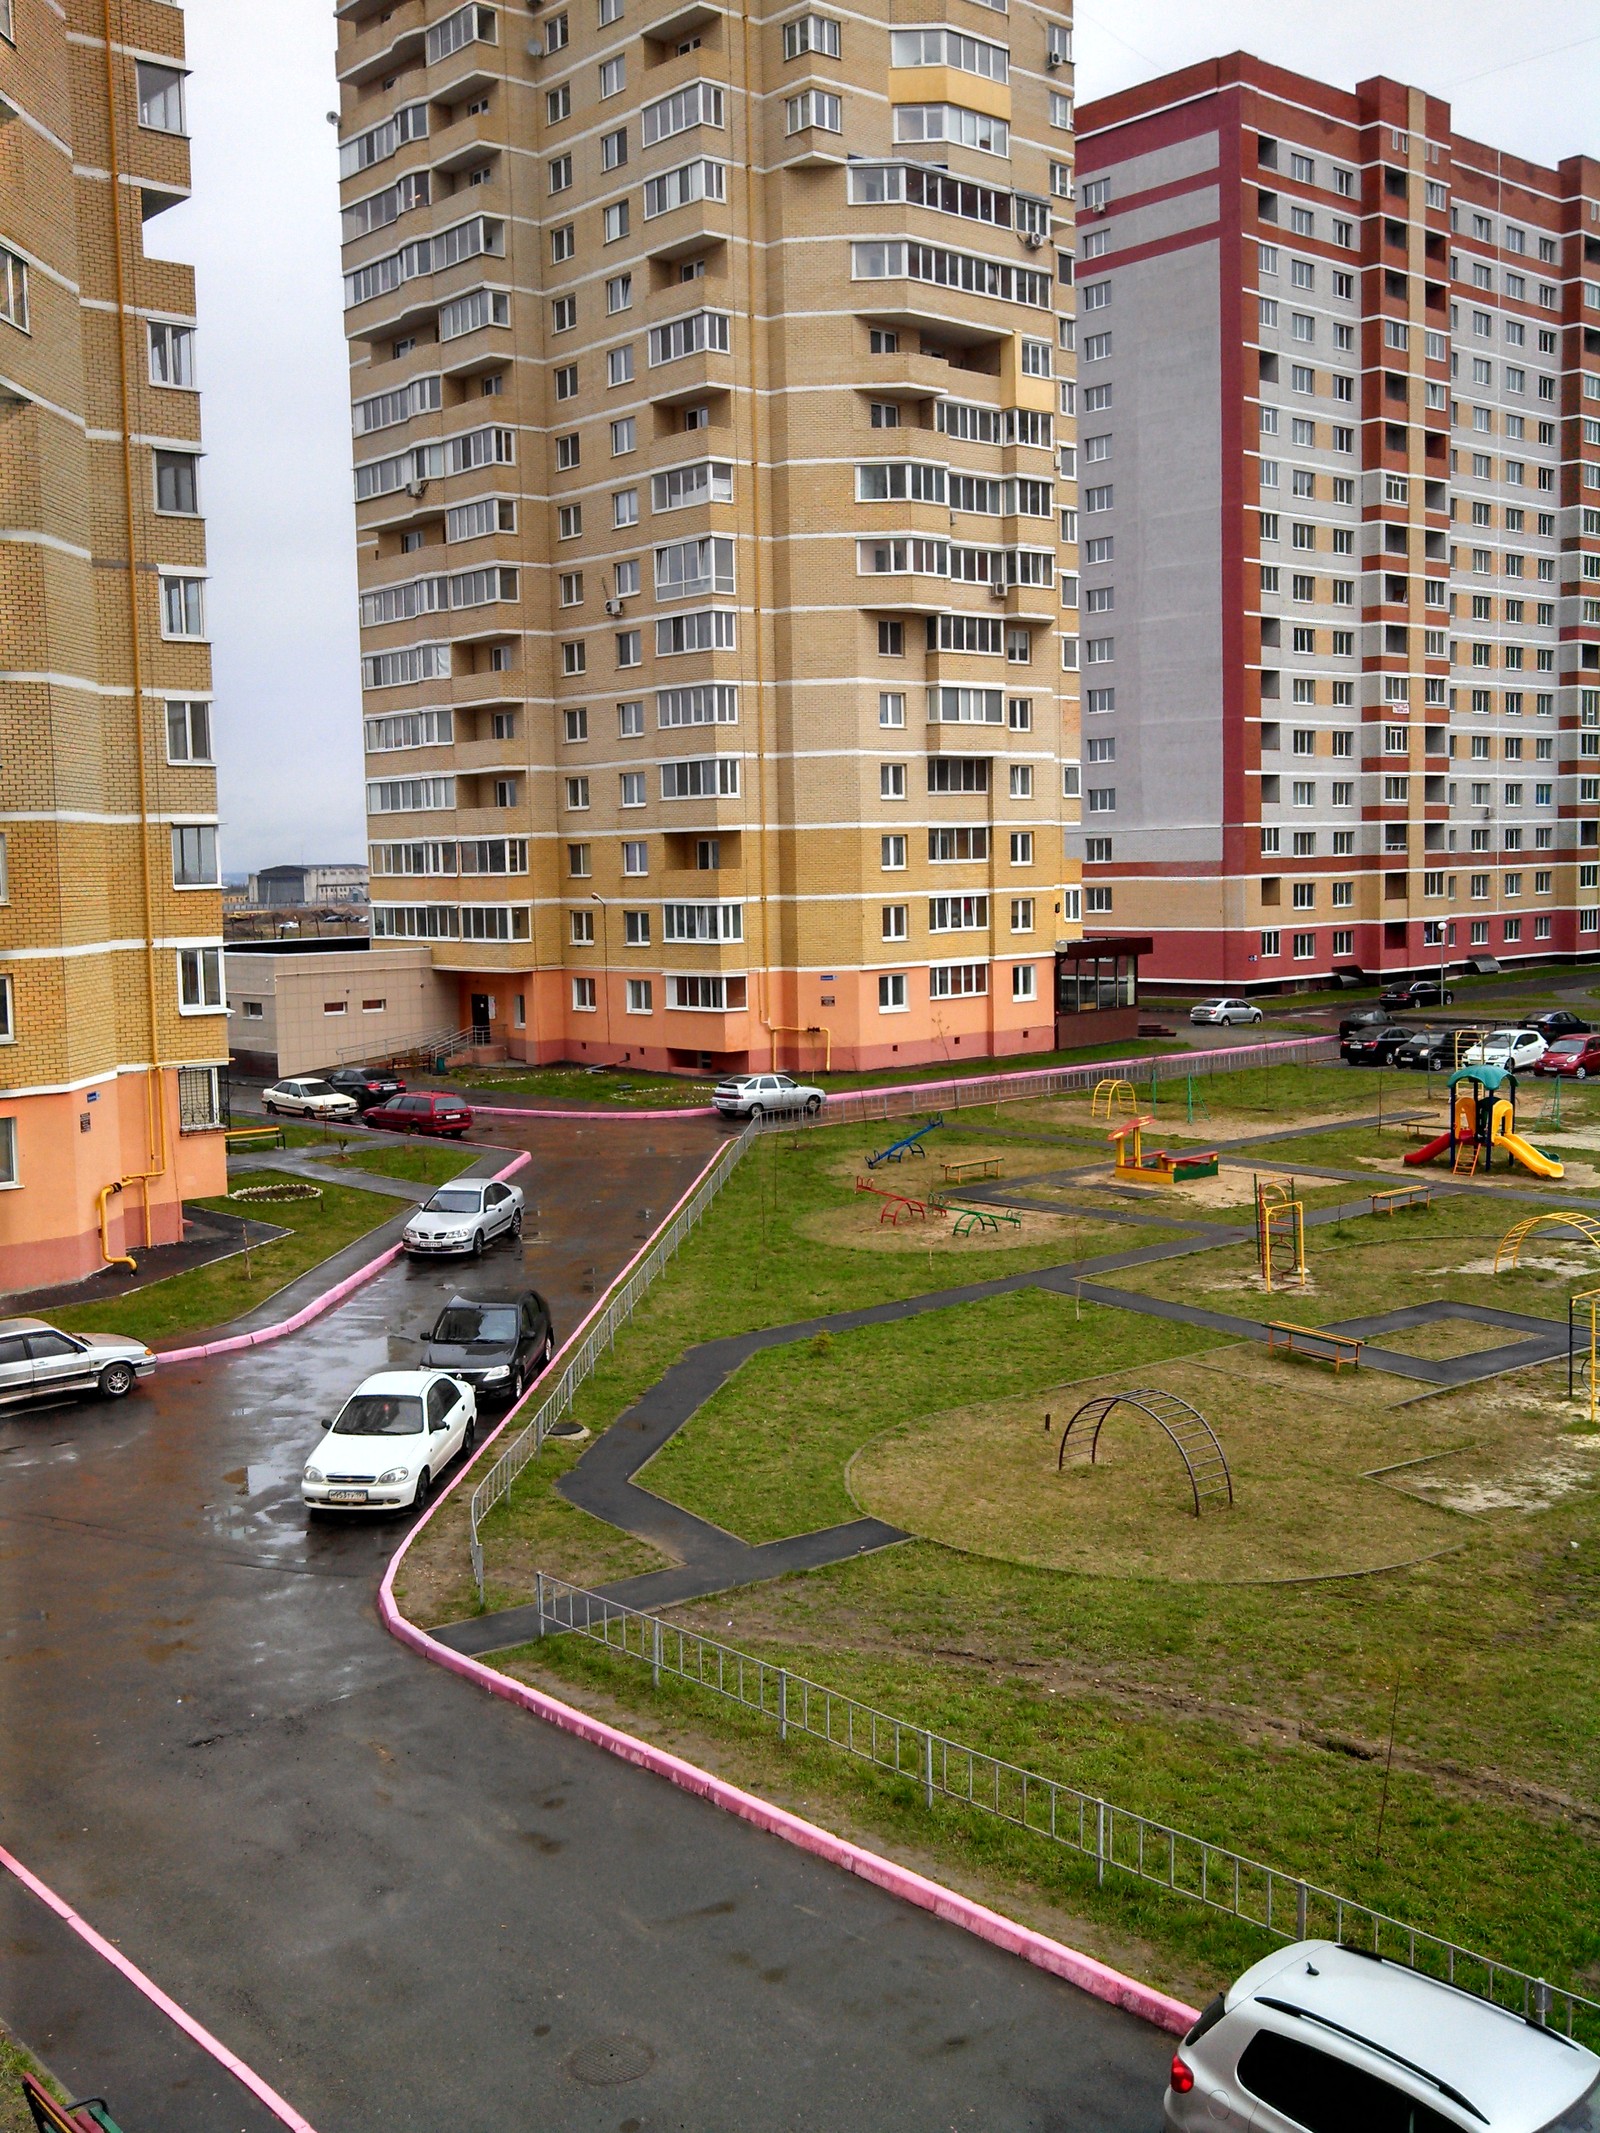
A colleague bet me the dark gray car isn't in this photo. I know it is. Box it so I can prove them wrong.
[0,1317,156,1404]
[421,1292,555,1404]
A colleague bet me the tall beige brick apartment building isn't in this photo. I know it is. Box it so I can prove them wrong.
[0,0,227,1289]
[336,0,1085,1076]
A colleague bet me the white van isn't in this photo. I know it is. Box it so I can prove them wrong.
[1166,1941,1599,2132]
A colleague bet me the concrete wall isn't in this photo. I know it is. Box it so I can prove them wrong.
[226,947,457,1080]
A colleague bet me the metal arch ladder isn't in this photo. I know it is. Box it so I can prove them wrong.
[1056,1389,1234,1518]
[1494,1211,1600,1273]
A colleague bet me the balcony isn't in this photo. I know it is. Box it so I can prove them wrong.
[856,352,954,404]
[432,106,502,175]
[648,346,735,408]
[657,792,746,834]
[338,0,427,88]
[644,195,735,266]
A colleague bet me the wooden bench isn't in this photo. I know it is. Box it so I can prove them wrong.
[1403,1120,1447,1144]
[1267,1322,1362,1373]
[1371,1183,1432,1217]
[941,1157,1001,1184]
[226,1123,285,1152]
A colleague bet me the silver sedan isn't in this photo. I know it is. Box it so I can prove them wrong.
[0,1318,156,1404]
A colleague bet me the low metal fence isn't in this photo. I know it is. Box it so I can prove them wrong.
[802,1035,1339,1132]
[467,1124,756,1599]
[528,1572,1599,2043]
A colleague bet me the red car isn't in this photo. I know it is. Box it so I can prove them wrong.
[1536,1034,1600,1080]
[362,1091,474,1138]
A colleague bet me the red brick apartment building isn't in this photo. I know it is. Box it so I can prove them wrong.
[1072,56,1600,990]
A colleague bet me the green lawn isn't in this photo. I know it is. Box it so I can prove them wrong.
[0,2024,60,2133]
[340,1140,478,1188]
[53,1171,401,1347]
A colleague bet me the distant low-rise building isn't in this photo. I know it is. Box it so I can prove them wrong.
[226,942,459,1080]
[246,864,369,908]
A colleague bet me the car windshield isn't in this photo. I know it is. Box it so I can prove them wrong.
[332,1393,422,1436]
[1553,1038,1587,1055]
[1537,2077,1600,2133]
[299,1081,335,1095]
[433,1305,519,1344]
[424,1190,483,1214]
[1488,1030,1524,1045]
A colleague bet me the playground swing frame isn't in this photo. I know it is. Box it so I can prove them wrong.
[1254,1175,1307,1293]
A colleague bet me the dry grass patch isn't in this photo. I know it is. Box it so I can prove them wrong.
[846,1348,1478,1583]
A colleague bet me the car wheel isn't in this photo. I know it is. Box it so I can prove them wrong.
[509,1366,525,1402]
[1444,993,1454,1005]
[1579,1068,1590,1081]
[805,1095,822,1116]
[510,1208,523,1239]
[542,1332,554,1366]
[1220,1014,1234,1027]
[265,1101,279,1116]
[412,1467,431,1511]
[470,1229,485,1259]
[464,1415,478,1450]
[98,1361,136,1400]
[749,1104,764,1120]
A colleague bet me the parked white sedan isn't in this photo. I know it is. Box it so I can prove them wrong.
[1462,1027,1548,1073]
[262,1076,360,1121]
[401,1178,524,1257]
[302,1369,475,1513]
[1189,998,1264,1027]
[712,1072,825,1120]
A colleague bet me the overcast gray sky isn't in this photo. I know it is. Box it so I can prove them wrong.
[152,1,1600,873]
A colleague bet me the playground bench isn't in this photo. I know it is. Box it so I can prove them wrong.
[941,1157,1001,1185]
[226,1123,286,1152]
[1403,1120,1447,1143]
[1266,1322,1362,1373]
[1371,1183,1432,1217]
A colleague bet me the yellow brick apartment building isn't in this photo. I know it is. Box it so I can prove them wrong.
[337,0,1083,1075]
[0,0,227,1289]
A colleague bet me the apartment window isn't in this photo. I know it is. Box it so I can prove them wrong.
[604,202,630,244]
[165,700,212,764]
[160,576,206,639]
[607,346,635,387]
[784,14,842,58]
[154,451,200,516]
[1292,932,1317,961]
[171,824,219,888]
[878,692,905,728]
[622,979,653,1015]
[880,762,906,801]
[1260,931,1281,957]
[878,621,904,657]
[572,977,598,1014]
[881,834,907,870]
[558,503,583,540]
[601,128,629,172]
[555,364,578,400]
[556,435,581,474]
[561,642,586,677]
[175,948,223,1014]
[551,224,576,265]
[616,630,642,667]
[547,84,572,124]
[1009,832,1034,865]
[549,155,574,194]
[613,489,639,528]
[786,90,842,134]
[620,841,648,877]
[552,296,577,334]
[610,417,637,458]
[136,62,186,135]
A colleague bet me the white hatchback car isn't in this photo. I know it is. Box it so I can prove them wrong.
[262,1076,360,1121]
[302,1369,476,1513]
[1462,1027,1548,1073]
[1166,1940,1599,2133]
[401,1178,524,1257]
[1190,998,1264,1027]
[712,1072,825,1120]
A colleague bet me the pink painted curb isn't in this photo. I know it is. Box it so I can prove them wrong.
[0,1839,320,2131]
[466,1032,1332,1122]
[157,1151,531,1365]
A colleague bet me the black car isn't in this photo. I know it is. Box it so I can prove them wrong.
[1522,1009,1592,1042]
[1338,1007,1394,1039]
[326,1066,407,1110]
[1378,978,1455,1011]
[1393,1028,1455,1071]
[422,1292,555,1404]
[1340,1023,1412,1066]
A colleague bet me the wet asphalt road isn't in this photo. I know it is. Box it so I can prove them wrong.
[0,1111,1172,2130]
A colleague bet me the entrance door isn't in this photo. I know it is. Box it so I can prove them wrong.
[470,992,492,1033]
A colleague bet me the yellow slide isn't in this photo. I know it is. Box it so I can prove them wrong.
[1490,1100,1565,1179]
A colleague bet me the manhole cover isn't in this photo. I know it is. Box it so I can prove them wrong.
[566,2036,656,2087]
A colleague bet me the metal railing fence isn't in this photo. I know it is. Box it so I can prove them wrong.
[467,1124,756,1598]
[804,1035,1339,1132]
[528,1572,1600,2044]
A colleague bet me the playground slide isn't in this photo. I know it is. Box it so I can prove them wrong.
[1403,1132,1452,1167]
[1492,1126,1565,1180]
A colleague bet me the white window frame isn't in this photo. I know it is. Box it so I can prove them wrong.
[176,946,225,1015]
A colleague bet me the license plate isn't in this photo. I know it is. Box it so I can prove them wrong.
[327,1489,368,1504]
